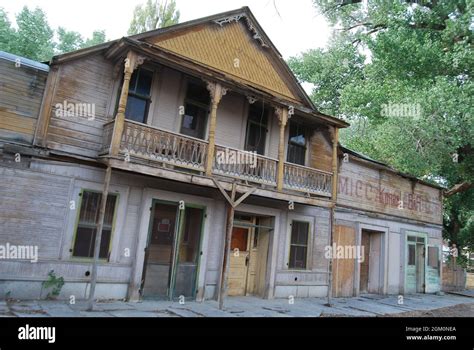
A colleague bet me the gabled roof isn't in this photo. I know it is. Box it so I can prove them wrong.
[49,7,349,128]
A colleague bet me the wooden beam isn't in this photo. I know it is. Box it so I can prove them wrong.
[331,127,339,200]
[205,81,227,176]
[86,165,112,311]
[110,51,145,156]
[275,107,289,191]
[34,65,60,147]
[218,182,236,310]
[233,187,256,208]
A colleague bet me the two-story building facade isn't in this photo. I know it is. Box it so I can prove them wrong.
[0,7,443,304]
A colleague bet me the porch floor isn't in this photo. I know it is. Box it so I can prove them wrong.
[2,293,474,317]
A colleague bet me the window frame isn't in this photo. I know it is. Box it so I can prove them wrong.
[116,67,155,124]
[286,120,308,166]
[179,79,210,139]
[244,103,269,155]
[70,188,120,262]
[286,215,314,271]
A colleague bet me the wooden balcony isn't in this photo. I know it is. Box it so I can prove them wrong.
[102,120,332,197]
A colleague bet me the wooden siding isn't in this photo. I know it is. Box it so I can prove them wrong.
[215,91,246,149]
[309,129,333,173]
[148,21,302,103]
[0,166,71,260]
[0,59,47,144]
[150,67,182,131]
[46,54,115,158]
[332,225,356,297]
[337,158,443,224]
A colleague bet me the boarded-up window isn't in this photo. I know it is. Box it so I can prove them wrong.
[72,190,118,259]
[428,246,439,269]
[289,221,309,269]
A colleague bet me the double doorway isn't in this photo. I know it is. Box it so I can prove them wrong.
[228,214,273,298]
[141,200,205,300]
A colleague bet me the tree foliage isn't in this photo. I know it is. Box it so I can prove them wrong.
[289,0,473,253]
[0,6,107,61]
[128,0,180,35]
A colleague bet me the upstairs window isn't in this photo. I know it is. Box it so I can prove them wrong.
[180,81,210,139]
[245,103,268,155]
[287,121,307,166]
[123,68,153,124]
[72,190,118,259]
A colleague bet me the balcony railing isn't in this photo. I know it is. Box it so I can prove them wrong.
[102,120,332,197]
[110,120,208,170]
[283,162,332,197]
[213,145,277,185]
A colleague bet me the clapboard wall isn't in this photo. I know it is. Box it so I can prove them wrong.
[0,53,48,144]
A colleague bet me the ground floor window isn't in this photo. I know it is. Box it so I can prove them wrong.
[289,220,309,269]
[72,190,118,259]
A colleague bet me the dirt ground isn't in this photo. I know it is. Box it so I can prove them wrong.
[389,303,474,317]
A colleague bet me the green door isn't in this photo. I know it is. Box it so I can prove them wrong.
[142,200,205,300]
[406,241,417,293]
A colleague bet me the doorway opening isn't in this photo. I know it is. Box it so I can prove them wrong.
[228,213,273,298]
[141,200,205,300]
[406,235,426,294]
[359,229,384,294]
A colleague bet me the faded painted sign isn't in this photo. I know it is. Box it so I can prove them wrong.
[337,160,442,224]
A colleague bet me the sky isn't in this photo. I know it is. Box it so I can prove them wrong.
[1,0,332,59]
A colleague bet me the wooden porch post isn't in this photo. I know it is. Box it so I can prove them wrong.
[275,107,289,191]
[219,201,235,310]
[326,126,339,306]
[110,51,144,156]
[213,180,255,310]
[205,82,227,176]
[86,165,112,311]
[331,127,339,199]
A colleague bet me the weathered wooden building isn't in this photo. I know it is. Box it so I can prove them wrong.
[0,7,443,303]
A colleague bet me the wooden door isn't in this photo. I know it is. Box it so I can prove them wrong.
[359,231,370,293]
[228,227,250,296]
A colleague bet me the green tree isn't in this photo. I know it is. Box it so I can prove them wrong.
[81,30,107,48]
[289,0,474,254]
[57,27,84,54]
[14,6,54,61]
[0,8,14,53]
[0,6,107,59]
[128,0,180,35]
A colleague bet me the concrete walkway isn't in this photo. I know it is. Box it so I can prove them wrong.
[1,293,473,317]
